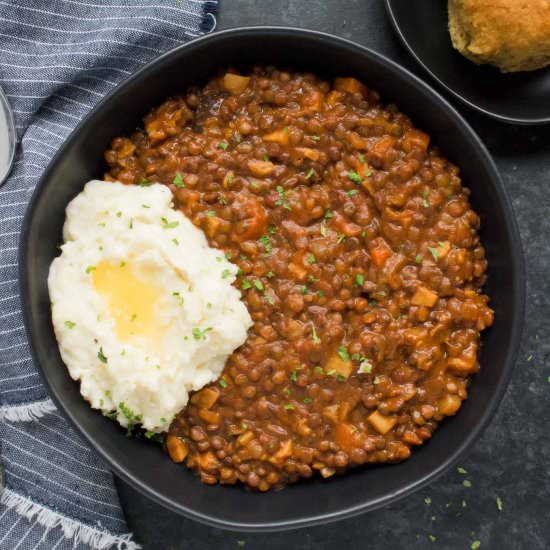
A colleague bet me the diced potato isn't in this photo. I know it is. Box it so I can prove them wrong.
[334,77,368,97]
[437,393,462,416]
[166,435,188,463]
[223,73,250,94]
[325,351,353,379]
[269,439,293,465]
[447,355,477,374]
[287,262,308,280]
[367,410,397,435]
[322,404,341,424]
[190,387,220,409]
[199,409,221,425]
[348,131,367,150]
[248,159,275,176]
[197,451,220,471]
[371,135,396,159]
[411,286,438,307]
[263,129,290,145]
[297,147,320,161]
[403,129,430,152]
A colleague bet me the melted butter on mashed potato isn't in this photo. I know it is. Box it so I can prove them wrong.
[48,180,252,433]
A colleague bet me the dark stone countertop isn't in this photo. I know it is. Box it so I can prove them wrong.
[116,2,550,548]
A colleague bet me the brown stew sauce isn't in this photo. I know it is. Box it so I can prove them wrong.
[105,67,493,491]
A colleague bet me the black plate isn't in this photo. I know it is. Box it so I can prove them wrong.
[385,0,550,124]
[19,27,525,531]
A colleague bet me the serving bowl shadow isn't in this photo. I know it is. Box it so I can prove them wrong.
[19,27,524,531]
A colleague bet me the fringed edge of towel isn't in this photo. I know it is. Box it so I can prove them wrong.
[0,399,57,422]
[0,489,140,550]
[200,0,218,33]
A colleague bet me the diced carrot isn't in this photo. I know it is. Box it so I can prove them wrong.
[348,131,367,150]
[223,73,250,94]
[403,129,430,152]
[263,129,290,145]
[199,409,221,425]
[322,404,341,424]
[371,135,396,159]
[248,159,275,176]
[326,90,343,105]
[334,422,364,450]
[334,77,368,97]
[370,244,392,268]
[287,262,308,281]
[436,240,451,259]
[411,286,438,307]
[367,410,397,435]
[166,435,188,463]
[303,90,324,112]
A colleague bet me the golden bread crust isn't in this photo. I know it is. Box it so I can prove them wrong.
[448,0,550,72]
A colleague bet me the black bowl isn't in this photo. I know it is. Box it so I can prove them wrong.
[384,0,550,125]
[19,27,525,531]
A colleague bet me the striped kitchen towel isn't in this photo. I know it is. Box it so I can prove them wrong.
[0,1,217,548]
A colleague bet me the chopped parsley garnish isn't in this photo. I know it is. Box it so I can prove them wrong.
[129,218,133,229]
[337,346,350,362]
[259,235,272,255]
[85,265,96,274]
[225,251,233,260]
[221,269,232,279]
[97,347,108,364]
[358,152,366,163]
[317,290,325,298]
[311,135,321,142]
[266,271,275,278]
[356,274,364,286]
[311,326,321,344]
[307,253,316,264]
[423,190,429,208]
[266,295,275,305]
[161,217,179,229]
[299,285,309,295]
[496,497,503,511]
[218,195,228,205]
[172,238,179,246]
[463,479,472,488]
[303,397,313,404]
[116,211,122,218]
[283,404,295,411]
[428,535,437,543]
[218,141,229,151]
[254,279,264,292]
[314,366,324,375]
[64,321,76,329]
[337,233,346,244]
[320,223,328,237]
[358,359,372,374]
[192,327,212,341]
[305,168,314,179]
[242,279,252,290]
[139,177,151,187]
[268,225,277,235]
[263,154,270,162]
[141,204,150,209]
[119,261,126,267]
[336,374,346,382]
[457,467,467,474]
[227,173,234,185]
[206,210,216,217]
[424,496,432,505]
[427,247,439,262]
[219,379,228,388]
[275,185,291,210]
[172,292,184,306]
[347,170,362,184]
[233,132,242,143]
[308,275,319,283]
[173,172,185,188]
[290,371,298,382]
[415,253,423,264]
[324,210,334,219]
[346,189,359,197]
[471,542,481,550]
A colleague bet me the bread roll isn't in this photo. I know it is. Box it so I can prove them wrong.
[448,0,550,72]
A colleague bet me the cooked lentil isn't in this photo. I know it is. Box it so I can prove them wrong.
[104,66,493,491]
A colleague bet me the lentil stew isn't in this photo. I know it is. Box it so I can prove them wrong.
[105,66,493,491]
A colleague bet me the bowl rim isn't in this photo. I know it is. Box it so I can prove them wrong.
[384,0,550,125]
[19,26,526,531]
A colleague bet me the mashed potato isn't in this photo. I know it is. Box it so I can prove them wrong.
[48,180,252,433]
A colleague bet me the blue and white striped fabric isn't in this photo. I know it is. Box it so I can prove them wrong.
[0,1,217,548]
